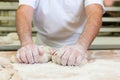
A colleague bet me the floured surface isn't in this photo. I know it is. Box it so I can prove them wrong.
[12,60,120,80]
[0,50,120,80]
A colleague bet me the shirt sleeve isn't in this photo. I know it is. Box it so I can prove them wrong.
[19,0,37,9]
[85,0,105,13]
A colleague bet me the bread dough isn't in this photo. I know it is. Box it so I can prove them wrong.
[38,46,52,63]
[10,46,52,63]
[0,36,13,44]
[0,33,19,45]
[7,33,19,40]
[10,55,18,63]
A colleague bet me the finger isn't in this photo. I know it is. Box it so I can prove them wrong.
[50,50,57,55]
[16,51,22,63]
[56,56,61,65]
[74,49,87,66]
[26,46,34,64]
[32,46,40,63]
[75,55,83,66]
[61,49,70,66]
[66,47,77,66]
[20,48,28,64]
[55,51,62,65]
[67,52,76,66]
[18,49,25,63]
[56,48,66,65]
[57,47,66,58]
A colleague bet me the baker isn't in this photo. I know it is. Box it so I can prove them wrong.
[16,0,105,66]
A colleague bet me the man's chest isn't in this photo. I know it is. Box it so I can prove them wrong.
[38,0,84,15]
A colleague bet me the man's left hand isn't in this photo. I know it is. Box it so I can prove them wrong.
[52,45,87,66]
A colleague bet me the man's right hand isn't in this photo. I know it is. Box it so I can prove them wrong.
[16,44,43,64]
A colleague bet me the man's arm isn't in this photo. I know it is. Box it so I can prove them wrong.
[52,4,103,66]
[16,5,43,64]
[16,5,34,46]
[77,4,103,50]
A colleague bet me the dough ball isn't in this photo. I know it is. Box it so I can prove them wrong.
[39,53,51,63]
[10,55,18,63]
[7,33,18,40]
[38,45,52,63]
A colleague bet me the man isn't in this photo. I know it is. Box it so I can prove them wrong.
[16,0,105,66]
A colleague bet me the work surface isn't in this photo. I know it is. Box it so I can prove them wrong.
[0,50,120,80]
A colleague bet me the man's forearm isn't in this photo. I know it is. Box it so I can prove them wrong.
[77,4,103,50]
[16,6,34,46]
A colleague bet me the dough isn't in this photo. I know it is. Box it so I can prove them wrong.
[10,46,52,63]
[7,33,19,40]
[10,55,18,63]
[0,33,19,45]
[38,46,52,63]
[0,37,13,44]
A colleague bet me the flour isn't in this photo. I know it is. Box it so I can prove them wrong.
[0,69,12,80]
[0,57,12,68]
[12,59,120,80]
[0,57,18,80]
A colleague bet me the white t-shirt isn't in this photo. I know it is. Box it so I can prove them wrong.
[19,0,105,48]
